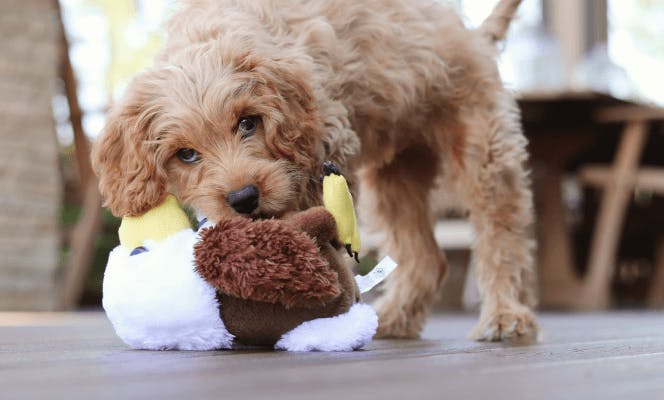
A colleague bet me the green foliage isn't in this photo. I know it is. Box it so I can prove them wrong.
[60,203,82,226]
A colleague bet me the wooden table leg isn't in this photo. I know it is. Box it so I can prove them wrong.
[648,239,664,308]
[530,134,593,309]
[580,121,648,309]
[534,163,582,308]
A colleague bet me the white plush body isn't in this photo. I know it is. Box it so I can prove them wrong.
[102,227,378,351]
[103,229,233,350]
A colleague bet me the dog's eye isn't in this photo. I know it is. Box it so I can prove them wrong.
[237,116,259,139]
[176,148,201,164]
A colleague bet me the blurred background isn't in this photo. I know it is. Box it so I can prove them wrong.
[1,0,662,311]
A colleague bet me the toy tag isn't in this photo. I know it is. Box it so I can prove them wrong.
[355,256,397,294]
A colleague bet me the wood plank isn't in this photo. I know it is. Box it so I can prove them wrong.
[579,165,664,194]
[517,89,619,103]
[2,312,664,400]
[362,219,475,251]
[595,105,664,123]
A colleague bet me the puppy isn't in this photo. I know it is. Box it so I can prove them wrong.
[92,0,537,343]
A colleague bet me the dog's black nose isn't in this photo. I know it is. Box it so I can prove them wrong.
[226,185,259,214]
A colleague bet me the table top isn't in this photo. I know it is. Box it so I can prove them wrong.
[517,89,625,102]
[2,311,664,400]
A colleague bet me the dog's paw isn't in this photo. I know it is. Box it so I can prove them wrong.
[470,306,538,345]
[374,299,422,339]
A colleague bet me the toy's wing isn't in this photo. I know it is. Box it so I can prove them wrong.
[322,163,360,261]
[194,218,342,309]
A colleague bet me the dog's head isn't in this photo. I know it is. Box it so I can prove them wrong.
[92,41,325,221]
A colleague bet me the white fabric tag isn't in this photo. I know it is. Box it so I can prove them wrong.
[355,256,398,294]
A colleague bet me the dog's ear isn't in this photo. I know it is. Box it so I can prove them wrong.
[257,58,325,173]
[91,77,168,217]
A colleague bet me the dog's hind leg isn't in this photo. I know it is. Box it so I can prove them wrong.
[455,93,538,345]
[362,146,447,338]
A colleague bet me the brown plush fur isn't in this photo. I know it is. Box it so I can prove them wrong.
[194,207,341,309]
[195,207,358,346]
[92,0,537,343]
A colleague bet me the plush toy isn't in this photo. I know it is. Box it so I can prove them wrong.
[102,166,381,352]
[321,161,361,262]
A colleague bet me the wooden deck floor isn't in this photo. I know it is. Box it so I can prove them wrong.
[2,311,664,399]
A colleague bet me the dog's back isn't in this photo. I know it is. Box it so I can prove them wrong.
[165,0,518,161]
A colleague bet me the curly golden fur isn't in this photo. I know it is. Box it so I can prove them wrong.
[92,0,538,343]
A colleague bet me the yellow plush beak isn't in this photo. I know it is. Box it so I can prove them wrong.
[118,194,192,249]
